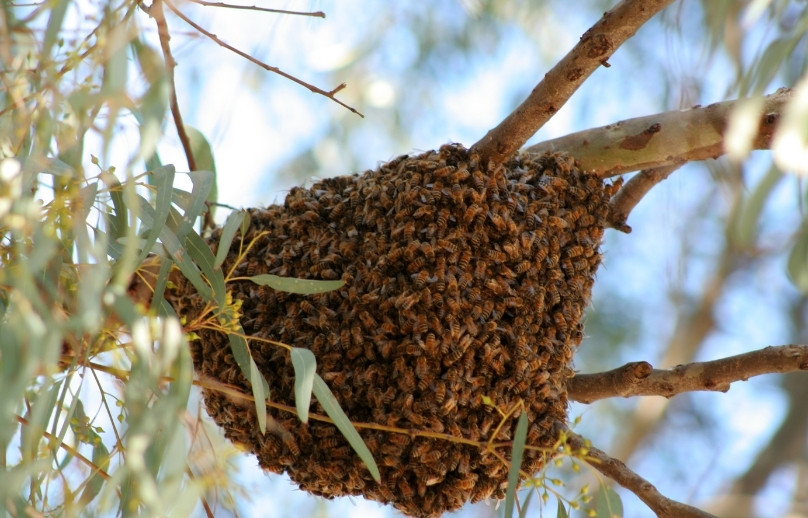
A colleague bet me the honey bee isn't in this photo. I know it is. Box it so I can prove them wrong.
[389,433,411,446]
[433,165,456,178]
[416,314,428,334]
[573,257,590,271]
[456,473,479,490]
[451,184,464,203]
[503,296,524,308]
[399,372,416,392]
[488,212,506,231]
[400,221,415,241]
[405,342,422,356]
[395,292,420,311]
[604,176,624,196]
[487,249,506,263]
[383,386,396,404]
[368,387,384,407]
[424,333,437,354]
[458,250,472,271]
[413,270,429,289]
[358,310,376,330]
[412,206,434,219]
[421,450,443,463]
[440,394,458,415]
[463,205,483,225]
[433,381,446,403]
[578,214,596,227]
[415,355,429,378]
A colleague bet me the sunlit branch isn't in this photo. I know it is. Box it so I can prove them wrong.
[186,0,325,18]
[606,164,681,232]
[567,344,808,404]
[163,0,363,117]
[526,88,790,177]
[566,432,717,518]
[470,0,675,166]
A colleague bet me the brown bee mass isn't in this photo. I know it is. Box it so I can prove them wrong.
[168,144,612,518]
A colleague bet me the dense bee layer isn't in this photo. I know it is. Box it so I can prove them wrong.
[170,144,612,517]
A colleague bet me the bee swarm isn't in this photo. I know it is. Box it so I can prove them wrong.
[168,144,613,518]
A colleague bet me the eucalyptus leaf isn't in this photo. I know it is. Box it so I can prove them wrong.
[595,483,623,518]
[290,348,317,423]
[228,332,270,434]
[249,274,344,294]
[504,412,528,518]
[787,222,808,293]
[312,375,380,482]
[215,210,246,270]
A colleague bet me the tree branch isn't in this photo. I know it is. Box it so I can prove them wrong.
[186,0,326,18]
[526,88,790,177]
[470,0,675,166]
[149,0,197,172]
[567,344,808,404]
[606,164,681,232]
[566,432,717,518]
[163,0,363,117]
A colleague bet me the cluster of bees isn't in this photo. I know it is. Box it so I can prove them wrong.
[169,144,613,517]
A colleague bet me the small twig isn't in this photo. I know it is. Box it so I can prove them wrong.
[163,0,363,118]
[15,414,112,481]
[149,0,197,172]
[566,431,717,518]
[567,344,808,404]
[606,164,681,232]
[527,88,790,177]
[186,0,325,18]
[470,0,675,166]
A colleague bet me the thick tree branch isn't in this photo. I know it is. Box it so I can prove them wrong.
[527,88,790,177]
[470,0,675,166]
[567,344,808,404]
[567,432,717,518]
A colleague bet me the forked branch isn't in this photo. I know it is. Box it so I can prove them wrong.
[471,0,676,165]
[567,344,808,404]
[566,432,717,518]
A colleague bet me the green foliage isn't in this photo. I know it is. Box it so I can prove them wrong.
[504,411,529,517]
[311,375,381,482]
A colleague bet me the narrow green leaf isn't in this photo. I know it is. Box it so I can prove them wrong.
[787,224,808,293]
[731,166,783,248]
[312,374,380,482]
[228,332,269,434]
[555,498,568,518]
[185,169,215,225]
[290,348,317,423]
[215,211,245,270]
[138,165,175,262]
[185,126,218,221]
[240,210,252,237]
[595,483,623,518]
[249,274,344,294]
[42,0,69,60]
[167,208,226,307]
[504,412,528,517]
[78,441,110,506]
[100,174,126,248]
[517,486,536,518]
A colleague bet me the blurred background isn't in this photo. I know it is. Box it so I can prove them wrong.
[4,0,808,517]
